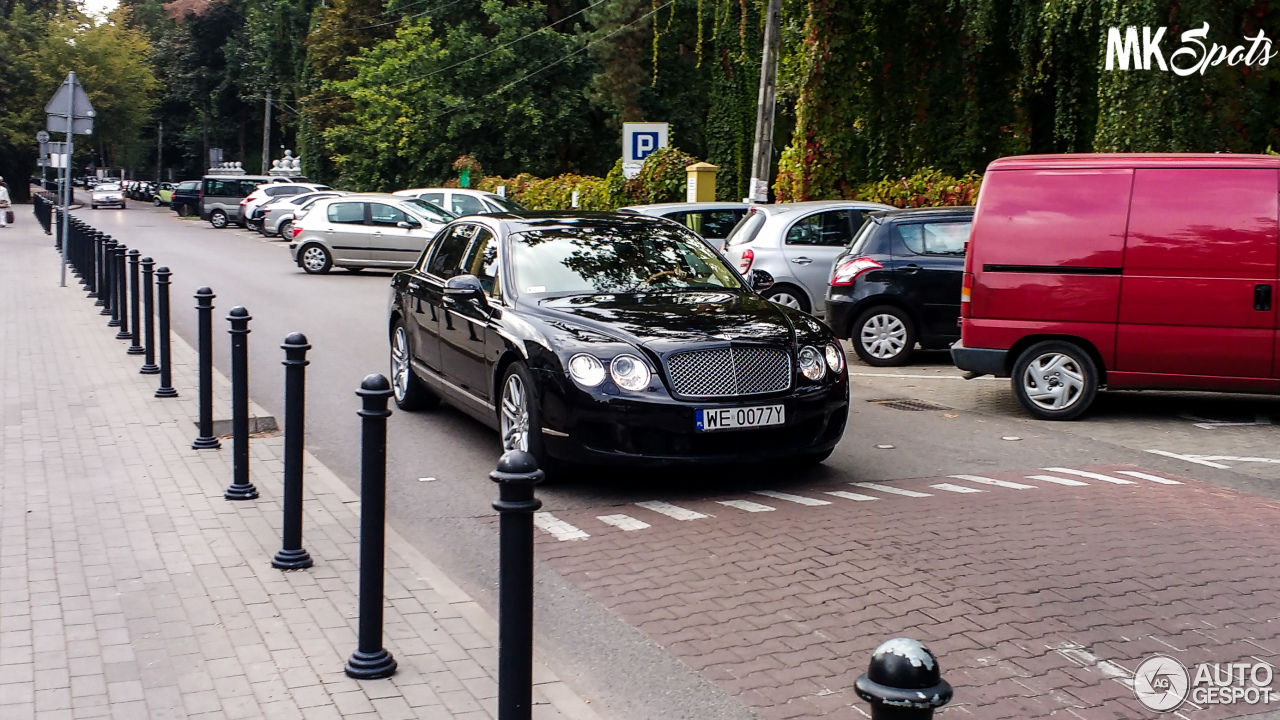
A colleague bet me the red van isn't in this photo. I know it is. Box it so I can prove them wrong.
[953,153,1280,420]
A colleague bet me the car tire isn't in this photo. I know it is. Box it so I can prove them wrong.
[498,362,563,476]
[390,320,440,411]
[153,198,161,206]
[121,203,126,209]
[91,204,97,209]
[764,284,811,314]
[177,204,190,217]
[298,243,333,274]
[852,305,916,367]
[277,220,292,239]
[1011,340,1098,421]
[210,210,228,229]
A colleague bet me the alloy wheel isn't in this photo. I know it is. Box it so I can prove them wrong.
[1021,352,1085,411]
[391,327,411,401]
[500,374,530,452]
[860,313,907,359]
[301,246,328,272]
[769,292,803,309]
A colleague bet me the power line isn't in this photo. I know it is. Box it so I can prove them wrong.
[346,0,469,31]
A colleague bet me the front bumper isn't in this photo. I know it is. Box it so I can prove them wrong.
[538,374,849,466]
[950,342,1008,377]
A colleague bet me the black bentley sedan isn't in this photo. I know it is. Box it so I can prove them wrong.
[387,212,849,472]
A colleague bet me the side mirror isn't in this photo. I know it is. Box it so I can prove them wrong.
[444,274,488,307]
[749,269,775,293]
[397,220,421,229]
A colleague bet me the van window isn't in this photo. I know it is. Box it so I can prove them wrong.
[205,179,251,197]
[896,221,970,255]
[327,202,365,224]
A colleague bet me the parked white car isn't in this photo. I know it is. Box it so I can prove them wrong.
[255,191,344,237]
[391,188,524,216]
[288,194,457,274]
[90,183,126,209]
[720,201,893,317]
[241,183,330,231]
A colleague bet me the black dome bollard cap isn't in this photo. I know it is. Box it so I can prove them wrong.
[360,373,390,392]
[283,331,309,347]
[855,638,953,711]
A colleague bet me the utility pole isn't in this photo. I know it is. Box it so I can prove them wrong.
[261,90,272,174]
[156,122,163,183]
[748,0,782,203]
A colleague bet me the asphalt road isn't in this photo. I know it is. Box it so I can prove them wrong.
[69,199,1280,719]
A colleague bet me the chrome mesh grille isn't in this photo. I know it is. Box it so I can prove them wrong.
[665,346,791,398]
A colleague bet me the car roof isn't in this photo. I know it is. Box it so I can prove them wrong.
[988,153,1280,170]
[464,211,674,235]
[393,188,502,198]
[752,200,895,216]
[618,202,750,213]
[870,206,975,219]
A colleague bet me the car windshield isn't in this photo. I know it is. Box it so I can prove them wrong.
[97,184,121,191]
[512,224,744,296]
[487,195,526,212]
[400,198,457,223]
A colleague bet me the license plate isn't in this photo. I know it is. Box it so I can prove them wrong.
[696,404,785,432]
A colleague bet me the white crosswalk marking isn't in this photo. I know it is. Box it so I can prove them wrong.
[596,514,652,531]
[931,483,984,494]
[717,499,776,512]
[1025,474,1089,487]
[949,474,1037,490]
[824,491,880,502]
[853,482,932,498]
[533,512,589,541]
[1042,468,1135,484]
[1115,470,1183,485]
[635,500,709,520]
[753,490,831,506]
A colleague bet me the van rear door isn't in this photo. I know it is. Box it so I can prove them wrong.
[1116,168,1278,379]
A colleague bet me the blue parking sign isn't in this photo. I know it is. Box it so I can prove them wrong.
[622,123,669,179]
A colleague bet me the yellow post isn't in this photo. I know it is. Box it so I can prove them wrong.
[685,162,718,203]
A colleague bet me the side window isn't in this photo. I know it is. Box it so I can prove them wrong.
[327,202,366,224]
[420,192,446,209]
[369,203,407,226]
[460,228,501,299]
[451,193,486,216]
[427,224,475,278]
[238,180,261,197]
[684,210,746,239]
[785,210,853,246]
[896,221,971,255]
[263,186,285,197]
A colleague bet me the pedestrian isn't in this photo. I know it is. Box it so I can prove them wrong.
[0,177,12,228]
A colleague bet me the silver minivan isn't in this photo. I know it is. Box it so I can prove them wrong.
[720,200,893,317]
[289,194,457,274]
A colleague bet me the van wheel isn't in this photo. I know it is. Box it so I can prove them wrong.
[764,284,811,314]
[1011,340,1098,420]
[210,210,228,229]
[299,243,332,274]
[852,305,916,366]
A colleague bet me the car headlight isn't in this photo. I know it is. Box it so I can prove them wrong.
[798,346,826,381]
[824,342,845,373]
[610,354,651,391]
[568,354,606,387]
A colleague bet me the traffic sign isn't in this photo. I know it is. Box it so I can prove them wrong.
[36,131,50,144]
[45,72,95,135]
[621,122,669,179]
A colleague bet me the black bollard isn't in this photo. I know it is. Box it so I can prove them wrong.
[192,288,220,447]
[113,245,130,338]
[101,239,116,317]
[272,333,313,570]
[155,268,178,397]
[854,638,953,719]
[94,234,108,307]
[224,307,258,501]
[344,374,397,680]
[139,258,160,374]
[127,250,144,355]
[490,450,544,720]
[87,232,101,299]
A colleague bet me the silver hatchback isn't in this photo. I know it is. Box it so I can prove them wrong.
[289,194,457,274]
[720,200,892,317]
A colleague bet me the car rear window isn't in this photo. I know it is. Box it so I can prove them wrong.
[724,210,766,247]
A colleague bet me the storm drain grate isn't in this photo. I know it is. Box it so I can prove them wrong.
[868,398,951,412]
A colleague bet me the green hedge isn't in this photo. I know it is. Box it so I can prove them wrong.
[477,146,696,211]
[852,168,983,208]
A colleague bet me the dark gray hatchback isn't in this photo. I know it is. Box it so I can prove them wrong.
[825,207,974,366]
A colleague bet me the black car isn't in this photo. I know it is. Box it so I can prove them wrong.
[169,180,201,217]
[826,207,974,366]
[387,213,849,472]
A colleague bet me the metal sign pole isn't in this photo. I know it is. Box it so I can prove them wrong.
[59,75,75,288]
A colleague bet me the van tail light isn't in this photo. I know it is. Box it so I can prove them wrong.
[738,248,754,274]
[830,257,882,286]
[960,271,973,317]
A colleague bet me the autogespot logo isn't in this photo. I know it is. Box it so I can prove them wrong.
[1134,655,1277,712]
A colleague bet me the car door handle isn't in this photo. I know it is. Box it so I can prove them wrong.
[790,257,812,265]
[901,264,921,274]
[1255,283,1272,311]
[408,281,421,291]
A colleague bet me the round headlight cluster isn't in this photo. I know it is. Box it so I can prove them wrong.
[798,346,826,381]
[568,353,606,387]
[610,354,651,391]
[824,342,845,373]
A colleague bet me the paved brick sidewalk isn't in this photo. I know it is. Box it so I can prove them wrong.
[0,220,601,719]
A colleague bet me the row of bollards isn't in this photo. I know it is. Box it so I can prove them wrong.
[49,210,952,718]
